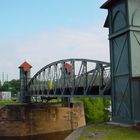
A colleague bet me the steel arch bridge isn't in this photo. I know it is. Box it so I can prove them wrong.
[28,59,111,98]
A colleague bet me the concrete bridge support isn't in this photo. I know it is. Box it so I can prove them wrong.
[0,102,86,137]
[102,0,140,124]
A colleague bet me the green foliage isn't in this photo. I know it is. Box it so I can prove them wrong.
[75,98,111,123]
[0,81,9,91]
[0,79,20,97]
[9,79,20,97]
[0,100,16,105]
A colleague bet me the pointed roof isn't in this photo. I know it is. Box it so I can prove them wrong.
[64,63,72,73]
[101,0,117,9]
[19,61,32,72]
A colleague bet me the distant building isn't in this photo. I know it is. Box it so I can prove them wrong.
[0,91,11,100]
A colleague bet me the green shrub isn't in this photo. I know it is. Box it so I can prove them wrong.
[75,98,111,123]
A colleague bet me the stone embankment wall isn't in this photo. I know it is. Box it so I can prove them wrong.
[0,102,85,136]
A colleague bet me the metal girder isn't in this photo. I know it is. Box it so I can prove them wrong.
[27,58,111,98]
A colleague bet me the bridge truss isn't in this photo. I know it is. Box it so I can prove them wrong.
[28,59,111,98]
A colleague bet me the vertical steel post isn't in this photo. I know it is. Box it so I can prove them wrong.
[71,60,75,95]
[62,97,71,107]
[83,61,87,95]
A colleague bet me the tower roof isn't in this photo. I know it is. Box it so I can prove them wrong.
[101,0,117,9]
[19,61,32,72]
[64,63,72,73]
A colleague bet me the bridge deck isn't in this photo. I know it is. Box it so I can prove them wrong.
[30,85,111,98]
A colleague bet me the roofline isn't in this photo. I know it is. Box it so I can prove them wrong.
[19,61,32,68]
[100,0,117,9]
[19,65,32,68]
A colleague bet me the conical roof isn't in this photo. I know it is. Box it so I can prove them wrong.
[19,61,32,72]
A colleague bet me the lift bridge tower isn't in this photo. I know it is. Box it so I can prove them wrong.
[101,0,140,124]
[19,61,32,103]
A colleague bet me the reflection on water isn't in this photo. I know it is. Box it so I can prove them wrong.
[0,131,71,140]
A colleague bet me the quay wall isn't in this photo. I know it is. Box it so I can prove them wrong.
[0,102,85,136]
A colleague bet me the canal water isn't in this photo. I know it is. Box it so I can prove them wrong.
[0,131,71,140]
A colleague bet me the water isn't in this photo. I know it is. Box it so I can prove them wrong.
[0,131,71,140]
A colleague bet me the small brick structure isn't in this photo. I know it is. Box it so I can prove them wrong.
[0,102,85,137]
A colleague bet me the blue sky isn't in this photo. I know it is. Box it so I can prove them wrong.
[0,0,106,39]
[0,0,109,80]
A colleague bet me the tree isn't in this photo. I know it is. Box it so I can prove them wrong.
[8,79,20,97]
[0,81,9,91]
[0,80,1,88]
[0,79,20,97]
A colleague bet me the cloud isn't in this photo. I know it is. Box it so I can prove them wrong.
[0,26,109,80]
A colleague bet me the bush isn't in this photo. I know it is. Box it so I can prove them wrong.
[75,98,110,123]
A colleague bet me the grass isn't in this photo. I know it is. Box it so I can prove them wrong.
[78,123,140,140]
[0,100,16,105]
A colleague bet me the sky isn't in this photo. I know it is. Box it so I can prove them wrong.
[0,0,109,80]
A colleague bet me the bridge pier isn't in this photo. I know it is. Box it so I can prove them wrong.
[0,102,86,137]
[62,97,71,107]
[19,61,32,103]
[102,0,140,124]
